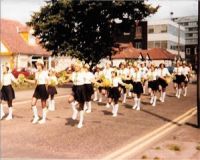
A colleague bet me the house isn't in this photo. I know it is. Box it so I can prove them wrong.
[111,43,175,67]
[0,19,51,71]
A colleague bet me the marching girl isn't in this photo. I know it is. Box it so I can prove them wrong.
[0,66,18,120]
[157,63,171,102]
[0,89,4,119]
[147,65,159,107]
[182,62,191,97]
[93,65,103,102]
[140,63,148,94]
[83,64,95,113]
[132,66,143,111]
[107,70,125,117]
[25,59,49,124]
[126,62,135,98]
[173,62,183,99]
[68,61,86,128]
[102,62,113,108]
[118,63,129,104]
[47,68,58,111]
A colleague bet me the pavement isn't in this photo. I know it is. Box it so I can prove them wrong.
[0,83,198,159]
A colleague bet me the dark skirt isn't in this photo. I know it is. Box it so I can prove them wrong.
[84,84,94,101]
[48,86,57,96]
[119,83,126,93]
[1,85,15,101]
[33,85,49,100]
[148,80,159,91]
[108,87,121,103]
[132,82,143,95]
[175,75,184,84]
[158,78,168,89]
[72,85,86,104]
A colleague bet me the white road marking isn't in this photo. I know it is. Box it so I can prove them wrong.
[102,107,197,160]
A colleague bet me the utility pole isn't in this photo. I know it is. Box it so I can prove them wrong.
[178,24,180,60]
[197,0,200,128]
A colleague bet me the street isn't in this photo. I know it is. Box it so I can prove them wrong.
[1,83,197,159]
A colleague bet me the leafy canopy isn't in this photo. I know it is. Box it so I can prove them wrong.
[28,0,158,66]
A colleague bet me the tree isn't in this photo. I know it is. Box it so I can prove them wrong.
[28,0,158,67]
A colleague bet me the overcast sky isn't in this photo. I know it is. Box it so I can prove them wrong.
[1,0,198,24]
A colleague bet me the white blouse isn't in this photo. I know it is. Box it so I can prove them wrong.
[132,71,142,82]
[1,73,16,86]
[48,76,58,85]
[111,77,123,87]
[147,70,158,81]
[35,71,49,85]
[118,68,129,77]
[182,66,190,76]
[103,68,113,81]
[84,72,94,84]
[173,67,183,75]
[72,72,85,86]
[157,68,170,78]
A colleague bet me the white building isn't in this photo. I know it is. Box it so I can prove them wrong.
[148,19,185,59]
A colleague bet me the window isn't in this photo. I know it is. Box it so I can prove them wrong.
[189,22,197,26]
[155,41,160,48]
[161,41,167,49]
[148,41,154,48]
[135,42,142,49]
[148,28,154,33]
[186,48,191,55]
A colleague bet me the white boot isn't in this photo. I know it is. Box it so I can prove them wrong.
[128,91,132,97]
[98,95,102,103]
[32,106,39,124]
[132,98,138,109]
[51,100,55,111]
[84,102,88,111]
[177,89,181,99]
[136,99,141,111]
[162,92,166,102]
[77,111,84,128]
[106,103,111,108]
[39,108,48,124]
[175,88,178,97]
[6,107,13,120]
[0,104,5,120]
[113,104,119,117]
[71,102,78,120]
[86,101,92,113]
[150,96,154,104]
[152,96,157,107]
[159,92,163,102]
[48,99,52,111]
[122,93,127,104]
[93,91,98,101]
[184,87,187,97]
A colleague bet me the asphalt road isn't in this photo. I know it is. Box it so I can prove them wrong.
[0,83,197,159]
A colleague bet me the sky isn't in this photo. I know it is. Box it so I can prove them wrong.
[1,0,198,24]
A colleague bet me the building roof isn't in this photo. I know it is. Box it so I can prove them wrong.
[112,44,141,59]
[112,43,175,60]
[145,48,175,60]
[0,19,51,56]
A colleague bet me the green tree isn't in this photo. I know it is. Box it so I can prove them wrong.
[28,0,158,67]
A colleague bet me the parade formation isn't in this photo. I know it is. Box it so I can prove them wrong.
[0,59,194,129]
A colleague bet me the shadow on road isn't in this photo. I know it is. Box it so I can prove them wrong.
[65,118,78,126]
[102,110,113,116]
[142,109,182,126]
